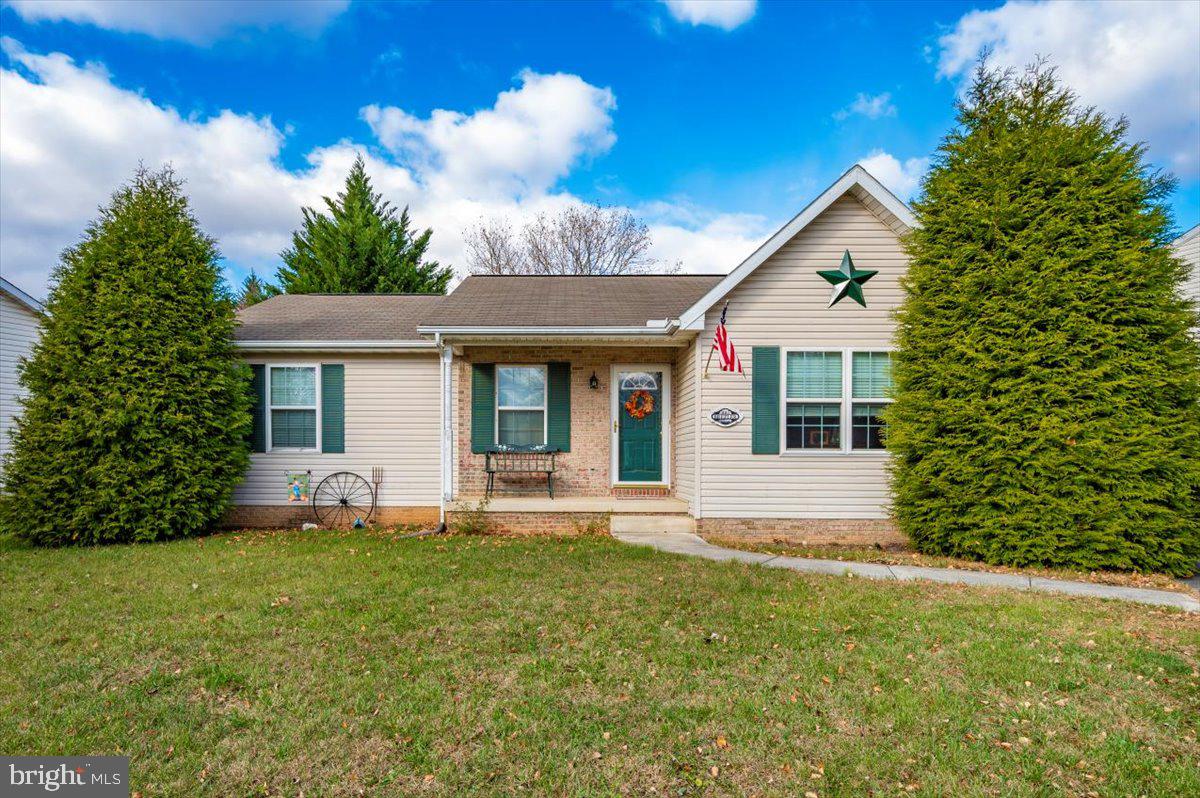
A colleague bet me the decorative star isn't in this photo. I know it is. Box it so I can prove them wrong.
[816,250,878,308]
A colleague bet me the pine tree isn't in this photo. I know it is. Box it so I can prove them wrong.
[885,63,1200,576]
[276,156,452,294]
[0,167,251,546]
[237,271,276,308]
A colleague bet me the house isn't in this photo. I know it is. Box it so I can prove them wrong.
[1173,223,1200,336]
[0,277,44,480]
[230,165,914,545]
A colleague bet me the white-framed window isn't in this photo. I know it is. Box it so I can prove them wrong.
[851,351,892,451]
[496,365,547,446]
[783,349,892,453]
[267,365,319,451]
[785,351,844,450]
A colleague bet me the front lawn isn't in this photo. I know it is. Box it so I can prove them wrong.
[1,530,1197,796]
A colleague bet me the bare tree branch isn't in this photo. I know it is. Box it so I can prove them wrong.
[465,204,674,275]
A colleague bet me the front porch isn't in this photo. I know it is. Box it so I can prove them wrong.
[451,342,698,503]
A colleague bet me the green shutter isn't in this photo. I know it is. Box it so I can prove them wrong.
[321,364,345,453]
[751,347,781,454]
[547,361,571,452]
[249,364,266,453]
[471,363,496,453]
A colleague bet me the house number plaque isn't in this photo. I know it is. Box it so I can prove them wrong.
[709,407,743,427]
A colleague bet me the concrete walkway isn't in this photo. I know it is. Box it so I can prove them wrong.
[612,531,1200,613]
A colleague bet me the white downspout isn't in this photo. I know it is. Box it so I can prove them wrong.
[437,334,454,524]
[693,333,703,520]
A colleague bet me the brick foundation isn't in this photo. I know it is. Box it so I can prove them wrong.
[697,517,906,548]
[222,504,440,529]
[445,510,689,536]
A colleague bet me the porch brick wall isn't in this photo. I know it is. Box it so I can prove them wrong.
[445,510,685,536]
[454,346,685,498]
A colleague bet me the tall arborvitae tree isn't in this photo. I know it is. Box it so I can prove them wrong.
[277,156,452,294]
[0,167,251,546]
[885,63,1200,575]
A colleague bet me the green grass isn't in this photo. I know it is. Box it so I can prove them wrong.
[1,529,1197,796]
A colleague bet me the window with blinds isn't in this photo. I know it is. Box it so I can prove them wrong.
[268,366,318,450]
[782,350,893,452]
[496,365,547,446]
[851,352,892,450]
[786,351,842,399]
[785,352,842,449]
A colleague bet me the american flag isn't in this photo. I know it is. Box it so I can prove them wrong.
[711,302,743,374]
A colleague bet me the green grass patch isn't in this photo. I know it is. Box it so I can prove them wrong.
[2,529,1197,796]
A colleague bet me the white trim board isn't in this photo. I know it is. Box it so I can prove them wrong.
[0,277,44,314]
[677,164,917,329]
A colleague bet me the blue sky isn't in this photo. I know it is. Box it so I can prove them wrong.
[2,0,1197,296]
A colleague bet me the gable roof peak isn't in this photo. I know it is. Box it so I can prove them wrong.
[0,276,45,315]
[677,164,916,327]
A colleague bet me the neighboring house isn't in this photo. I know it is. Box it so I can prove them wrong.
[231,165,913,545]
[1173,223,1200,336]
[0,277,44,479]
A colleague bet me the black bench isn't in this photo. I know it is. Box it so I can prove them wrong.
[485,446,559,498]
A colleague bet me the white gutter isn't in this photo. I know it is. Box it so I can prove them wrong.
[416,322,681,337]
[235,339,437,352]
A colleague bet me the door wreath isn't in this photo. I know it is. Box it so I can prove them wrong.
[624,389,655,420]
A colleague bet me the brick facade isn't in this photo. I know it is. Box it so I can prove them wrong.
[445,510,688,536]
[697,517,905,548]
[222,504,439,529]
[454,346,684,498]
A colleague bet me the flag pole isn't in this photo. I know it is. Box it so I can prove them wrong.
[704,301,728,379]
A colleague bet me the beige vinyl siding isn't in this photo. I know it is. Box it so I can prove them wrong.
[672,337,697,506]
[698,194,906,519]
[233,353,441,506]
[1172,227,1199,336]
[0,293,41,478]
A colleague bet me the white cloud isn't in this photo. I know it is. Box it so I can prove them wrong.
[5,0,349,44]
[833,92,897,121]
[0,42,763,296]
[661,0,757,31]
[363,70,617,200]
[937,0,1200,175]
[857,150,929,200]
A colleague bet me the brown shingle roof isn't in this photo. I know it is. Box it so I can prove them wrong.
[235,294,443,341]
[419,274,724,328]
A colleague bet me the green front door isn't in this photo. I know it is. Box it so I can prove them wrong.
[617,369,663,482]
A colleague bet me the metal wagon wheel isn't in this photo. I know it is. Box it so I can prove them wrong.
[311,471,376,528]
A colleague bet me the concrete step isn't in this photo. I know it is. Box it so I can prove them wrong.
[610,514,696,535]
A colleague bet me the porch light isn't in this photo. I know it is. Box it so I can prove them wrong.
[589,371,600,390]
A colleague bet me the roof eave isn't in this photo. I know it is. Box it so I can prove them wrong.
[0,277,45,315]
[235,339,437,353]
[416,323,680,337]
